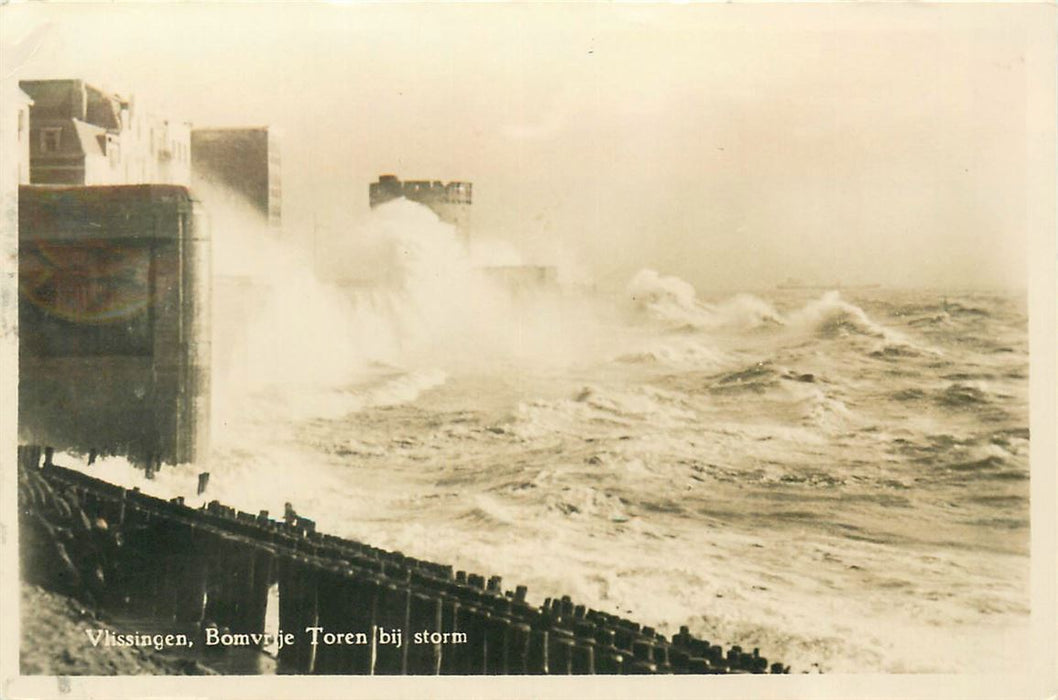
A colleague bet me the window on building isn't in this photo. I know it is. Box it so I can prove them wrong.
[41,127,62,153]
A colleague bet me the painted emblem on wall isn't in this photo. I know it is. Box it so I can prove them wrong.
[19,240,151,324]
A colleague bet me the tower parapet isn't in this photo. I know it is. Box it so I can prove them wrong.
[369,174,471,235]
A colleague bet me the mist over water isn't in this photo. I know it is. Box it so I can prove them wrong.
[66,195,1030,673]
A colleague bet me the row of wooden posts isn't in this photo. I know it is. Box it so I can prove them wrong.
[17,445,789,675]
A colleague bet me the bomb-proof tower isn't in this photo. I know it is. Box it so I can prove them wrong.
[369,174,472,238]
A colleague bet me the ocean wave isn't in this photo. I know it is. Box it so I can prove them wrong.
[771,470,848,489]
[940,447,1027,482]
[623,274,941,367]
[942,372,999,381]
[613,337,727,368]
[791,385,853,428]
[989,428,1030,451]
[894,436,1026,484]
[361,369,448,408]
[544,485,630,521]
[945,302,991,318]
[710,362,782,394]
[709,294,786,330]
[456,495,524,528]
[707,361,821,396]
[894,300,991,319]
[626,269,704,327]
[326,438,388,459]
[788,291,891,339]
[947,455,1006,472]
[937,382,992,408]
[869,343,928,359]
[255,368,448,421]
[579,386,694,419]
[891,388,927,402]
[626,269,783,331]
[512,384,697,438]
[988,470,1029,482]
[906,313,954,328]
[785,292,944,363]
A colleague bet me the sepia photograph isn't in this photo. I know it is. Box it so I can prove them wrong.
[1,3,1055,699]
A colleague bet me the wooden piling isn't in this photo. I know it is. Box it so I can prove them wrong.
[174,523,208,625]
[550,635,574,675]
[572,641,595,674]
[373,582,410,675]
[151,520,194,623]
[277,555,318,673]
[275,555,299,672]
[311,567,344,674]
[484,614,511,674]
[406,591,443,674]
[506,622,532,674]
[342,572,378,674]
[455,604,488,674]
[528,628,549,674]
[439,595,461,675]
[203,532,238,630]
[246,547,274,636]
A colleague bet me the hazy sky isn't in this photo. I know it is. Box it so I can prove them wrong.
[2,3,1053,291]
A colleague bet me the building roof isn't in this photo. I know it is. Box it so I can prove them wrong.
[20,79,123,131]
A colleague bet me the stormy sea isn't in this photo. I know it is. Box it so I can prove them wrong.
[68,200,1030,673]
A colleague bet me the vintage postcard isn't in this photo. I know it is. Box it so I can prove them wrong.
[1,2,1055,699]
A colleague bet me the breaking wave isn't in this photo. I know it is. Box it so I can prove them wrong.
[789,291,895,340]
[625,271,931,360]
[626,269,783,331]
